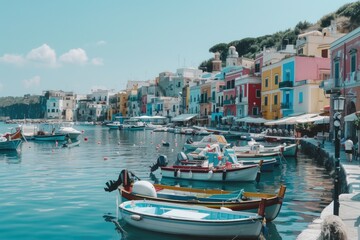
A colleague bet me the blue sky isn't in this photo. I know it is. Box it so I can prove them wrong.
[0,0,356,97]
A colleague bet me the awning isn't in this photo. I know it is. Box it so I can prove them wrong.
[313,116,330,124]
[265,117,296,126]
[171,114,197,122]
[265,113,318,126]
[296,115,326,124]
[344,111,360,122]
[236,116,268,124]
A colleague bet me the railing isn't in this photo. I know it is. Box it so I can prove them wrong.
[281,102,292,109]
[223,99,235,105]
[279,81,293,88]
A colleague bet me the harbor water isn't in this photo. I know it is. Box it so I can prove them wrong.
[0,124,333,239]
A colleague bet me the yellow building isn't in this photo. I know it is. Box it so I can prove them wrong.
[261,62,282,120]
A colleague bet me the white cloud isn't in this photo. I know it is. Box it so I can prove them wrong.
[23,76,41,89]
[0,54,25,65]
[26,44,57,66]
[96,40,107,46]
[91,57,104,66]
[59,48,88,64]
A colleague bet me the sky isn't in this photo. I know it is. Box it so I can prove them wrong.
[0,0,356,97]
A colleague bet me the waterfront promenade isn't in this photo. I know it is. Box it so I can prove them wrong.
[298,138,360,240]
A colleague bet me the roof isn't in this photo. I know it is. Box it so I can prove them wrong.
[171,114,198,122]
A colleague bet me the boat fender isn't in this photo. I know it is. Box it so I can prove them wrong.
[220,207,233,211]
[188,170,192,179]
[130,214,142,221]
[256,170,261,183]
[222,169,227,181]
[208,170,213,179]
[175,169,181,178]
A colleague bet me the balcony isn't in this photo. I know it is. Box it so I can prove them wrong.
[223,99,235,105]
[281,102,293,109]
[279,81,293,89]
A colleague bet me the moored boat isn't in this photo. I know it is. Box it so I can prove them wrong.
[183,134,229,151]
[0,138,22,151]
[104,170,286,221]
[33,131,66,141]
[119,199,266,238]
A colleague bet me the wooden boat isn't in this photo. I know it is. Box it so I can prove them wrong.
[104,171,286,221]
[62,140,80,148]
[3,128,23,140]
[119,199,266,238]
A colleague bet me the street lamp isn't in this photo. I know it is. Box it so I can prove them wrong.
[333,95,345,216]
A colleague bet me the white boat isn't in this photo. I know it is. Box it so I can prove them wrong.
[119,200,265,238]
[234,139,298,157]
[106,121,121,130]
[20,124,38,140]
[121,119,146,131]
[56,126,82,140]
[183,134,229,151]
[150,148,261,182]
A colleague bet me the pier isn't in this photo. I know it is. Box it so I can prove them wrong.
[298,138,360,239]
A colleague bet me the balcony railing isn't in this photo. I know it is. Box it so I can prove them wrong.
[279,81,293,88]
[223,99,235,105]
[281,102,293,109]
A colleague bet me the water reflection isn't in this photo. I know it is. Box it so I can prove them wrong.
[0,150,22,164]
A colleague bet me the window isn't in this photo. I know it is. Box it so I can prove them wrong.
[264,96,268,106]
[265,78,268,87]
[256,89,261,98]
[274,95,278,105]
[286,71,290,81]
[321,49,328,58]
[255,63,260,73]
[299,92,303,103]
[350,50,357,73]
[53,103,56,107]
[252,107,258,115]
[334,60,340,87]
[274,75,279,85]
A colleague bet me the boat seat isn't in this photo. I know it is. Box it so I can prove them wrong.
[177,152,189,161]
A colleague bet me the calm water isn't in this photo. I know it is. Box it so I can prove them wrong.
[0,124,333,240]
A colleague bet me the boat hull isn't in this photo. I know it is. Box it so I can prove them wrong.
[120,185,285,221]
[120,200,263,238]
[160,165,259,182]
[0,139,22,151]
[34,134,66,141]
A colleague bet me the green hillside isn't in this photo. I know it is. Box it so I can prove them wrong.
[199,2,360,72]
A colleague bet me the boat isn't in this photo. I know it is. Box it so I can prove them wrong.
[120,119,146,131]
[150,148,262,182]
[104,170,286,221]
[183,134,229,151]
[119,199,266,238]
[106,121,121,130]
[0,137,22,151]
[33,131,66,141]
[187,144,277,172]
[234,139,298,157]
[3,127,23,140]
[56,124,82,140]
[20,124,38,140]
[62,140,80,148]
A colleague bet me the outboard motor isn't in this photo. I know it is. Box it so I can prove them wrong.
[104,169,132,192]
[150,155,168,172]
[186,138,193,144]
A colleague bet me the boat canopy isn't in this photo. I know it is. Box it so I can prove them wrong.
[172,114,198,122]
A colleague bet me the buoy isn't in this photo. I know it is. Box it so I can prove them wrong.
[104,157,108,160]
[55,141,58,147]
[81,130,84,133]
[171,149,174,152]
[84,137,88,141]
[97,141,101,144]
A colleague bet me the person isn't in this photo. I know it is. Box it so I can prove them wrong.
[344,137,354,162]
